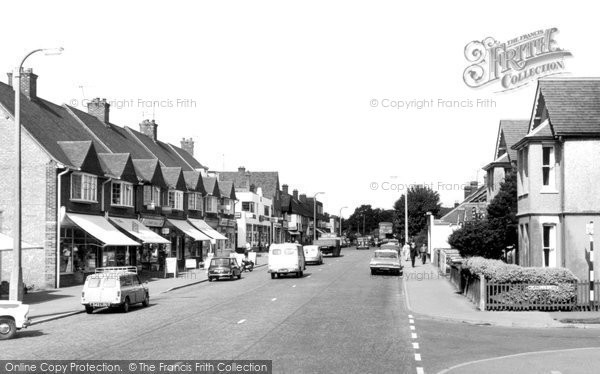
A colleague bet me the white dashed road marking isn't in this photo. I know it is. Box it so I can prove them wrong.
[415,354,421,361]
[411,333,418,339]
[410,326,415,330]
[271,298,277,301]
[410,316,424,374]
[237,319,246,324]
[409,319,415,324]
[416,368,424,374]
[412,342,420,349]
[292,285,296,288]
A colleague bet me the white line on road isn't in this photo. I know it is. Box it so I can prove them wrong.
[292,285,296,288]
[412,342,420,349]
[410,326,415,330]
[409,319,415,324]
[415,353,421,361]
[271,298,277,301]
[307,275,311,278]
[408,314,413,318]
[237,319,246,324]
[411,333,418,339]
[416,367,424,374]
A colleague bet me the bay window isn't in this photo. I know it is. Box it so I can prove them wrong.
[71,173,98,202]
[542,146,555,190]
[205,196,218,213]
[143,185,161,206]
[188,192,204,211]
[168,190,184,210]
[112,181,134,207]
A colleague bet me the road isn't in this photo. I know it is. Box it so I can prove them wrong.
[3,248,600,374]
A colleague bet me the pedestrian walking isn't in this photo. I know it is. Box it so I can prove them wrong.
[420,244,427,264]
[402,243,410,262]
[410,242,418,268]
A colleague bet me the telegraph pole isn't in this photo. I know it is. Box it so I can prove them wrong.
[587,221,595,310]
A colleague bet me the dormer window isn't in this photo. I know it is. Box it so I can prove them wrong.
[188,192,204,211]
[143,185,161,206]
[111,181,134,207]
[168,190,184,211]
[70,173,98,203]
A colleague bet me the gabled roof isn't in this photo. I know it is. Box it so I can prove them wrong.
[218,180,237,200]
[440,185,487,224]
[125,127,194,171]
[536,78,600,136]
[97,153,138,184]
[56,141,104,174]
[169,143,206,170]
[0,82,109,167]
[218,171,280,199]
[161,167,187,190]
[496,120,529,162]
[203,177,221,197]
[66,105,155,160]
[132,159,168,188]
[183,171,207,194]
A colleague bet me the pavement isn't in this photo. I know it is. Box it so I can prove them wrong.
[16,261,266,325]
[402,260,600,329]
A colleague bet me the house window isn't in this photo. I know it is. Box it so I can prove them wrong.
[70,173,97,202]
[542,224,555,267]
[242,202,255,212]
[488,169,494,191]
[188,193,203,211]
[264,206,270,217]
[111,182,134,207]
[222,198,231,213]
[204,196,218,213]
[168,190,184,210]
[143,185,161,206]
[542,146,555,189]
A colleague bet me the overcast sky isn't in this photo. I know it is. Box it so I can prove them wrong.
[1,1,595,217]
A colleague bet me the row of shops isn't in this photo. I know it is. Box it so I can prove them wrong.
[59,213,233,286]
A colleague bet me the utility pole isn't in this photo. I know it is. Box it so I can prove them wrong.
[587,221,595,310]
[404,193,409,245]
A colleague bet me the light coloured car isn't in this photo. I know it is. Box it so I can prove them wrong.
[303,245,323,265]
[370,249,403,275]
[268,243,306,278]
[356,237,370,250]
[0,301,31,340]
[81,267,149,314]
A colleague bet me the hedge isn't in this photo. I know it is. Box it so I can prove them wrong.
[462,257,578,307]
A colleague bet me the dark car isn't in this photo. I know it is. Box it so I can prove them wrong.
[208,257,242,281]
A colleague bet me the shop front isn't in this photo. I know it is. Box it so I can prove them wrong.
[188,218,227,256]
[166,219,211,270]
[60,213,140,287]
[219,218,237,252]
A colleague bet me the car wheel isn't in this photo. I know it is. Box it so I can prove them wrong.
[271,273,275,279]
[85,305,94,314]
[122,297,130,313]
[0,318,17,340]
[370,269,375,275]
[237,273,242,280]
[208,277,213,282]
[142,293,150,307]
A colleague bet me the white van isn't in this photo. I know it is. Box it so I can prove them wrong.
[268,243,306,279]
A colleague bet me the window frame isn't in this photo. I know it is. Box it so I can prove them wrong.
[70,172,98,203]
[188,192,204,211]
[541,146,556,191]
[168,190,184,211]
[111,181,134,207]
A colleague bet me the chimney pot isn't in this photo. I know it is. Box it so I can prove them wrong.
[139,119,158,141]
[282,184,289,194]
[87,97,110,123]
[238,166,246,173]
[292,189,298,200]
[180,137,194,155]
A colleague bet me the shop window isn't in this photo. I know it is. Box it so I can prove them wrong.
[71,173,98,202]
[112,181,134,207]
[168,190,184,210]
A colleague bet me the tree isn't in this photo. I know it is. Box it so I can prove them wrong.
[342,206,396,236]
[447,168,518,259]
[393,185,441,244]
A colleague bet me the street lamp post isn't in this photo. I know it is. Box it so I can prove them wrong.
[339,206,348,237]
[313,192,324,241]
[404,193,409,245]
[9,47,63,301]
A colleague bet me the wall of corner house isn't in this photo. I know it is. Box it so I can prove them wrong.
[0,107,55,289]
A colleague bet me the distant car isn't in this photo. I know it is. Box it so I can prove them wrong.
[208,257,242,281]
[303,245,323,265]
[370,249,403,275]
[268,243,306,278]
[0,301,31,340]
[356,237,370,250]
[81,267,149,314]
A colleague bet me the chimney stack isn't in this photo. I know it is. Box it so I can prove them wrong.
[299,194,307,203]
[20,68,37,100]
[454,200,459,208]
[7,72,13,87]
[282,184,289,194]
[292,189,298,200]
[463,181,479,199]
[87,98,110,123]
[180,137,194,155]
[238,166,246,173]
[139,119,158,141]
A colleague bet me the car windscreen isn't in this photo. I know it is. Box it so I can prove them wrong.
[211,258,230,267]
[374,252,398,259]
[271,248,297,255]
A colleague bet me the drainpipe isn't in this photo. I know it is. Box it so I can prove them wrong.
[56,167,71,289]
[101,178,113,212]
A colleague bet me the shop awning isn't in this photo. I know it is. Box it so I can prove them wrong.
[65,213,140,247]
[188,219,227,240]
[316,228,328,234]
[109,217,171,245]
[167,219,212,241]
[0,233,39,251]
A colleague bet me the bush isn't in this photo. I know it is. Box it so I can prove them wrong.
[462,257,578,307]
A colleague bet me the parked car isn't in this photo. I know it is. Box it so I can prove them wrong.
[380,243,401,256]
[356,237,370,250]
[370,249,403,275]
[303,245,324,265]
[0,301,31,340]
[208,257,242,281]
[81,266,149,314]
[268,243,306,278]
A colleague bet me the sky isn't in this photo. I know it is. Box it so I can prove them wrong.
[0,0,596,217]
